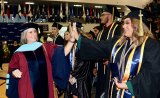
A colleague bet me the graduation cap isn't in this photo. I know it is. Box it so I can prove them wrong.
[88,30,95,38]
[103,5,120,20]
[126,5,153,24]
[52,22,62,30]
[125,5,152,36]
[18,23,41,34]
[76,21,83,28]
[93,26,102,31]
[103,5,113,14]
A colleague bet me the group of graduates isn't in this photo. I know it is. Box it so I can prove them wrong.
[6,4,160,98]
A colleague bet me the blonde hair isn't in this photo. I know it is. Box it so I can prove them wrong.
[20,28,38,44]
[119,18,155,46]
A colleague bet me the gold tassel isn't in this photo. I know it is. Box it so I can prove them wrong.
[112,7,114,22]
[66,2,68,22]
[149,22,152,32]
[60,3,63,20]
[82,4,86,21]
[38,28,41,34]
[139,10,144,36]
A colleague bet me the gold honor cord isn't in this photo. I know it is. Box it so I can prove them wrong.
[107,22,115,39]
[111,38,125,63]
[110,38,125,98]
[96,29,104,41]
[137,36,148,74]
[114,37,148,98]
[111,24,118,38]
[108,71,112,97]
[97,22,118,41]
[122,46,137,82]
[110,82,115,98]
[111,38,120,62]
[122,36,148,82]
[149,23,152,32]
[121,89,125,98]
[112,7,114,22]
[113,47,136,98]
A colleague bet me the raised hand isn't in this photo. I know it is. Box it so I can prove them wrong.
[69,22,76,42]
[69,22,79,41]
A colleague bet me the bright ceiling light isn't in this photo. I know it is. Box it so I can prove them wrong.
[73,5,82,7]
[94,6,102,8]
[0,1,8,4]
[25,2,35,5]
[117,7,121,10]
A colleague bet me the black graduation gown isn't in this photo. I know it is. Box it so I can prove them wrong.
[95,23,121,98]
[65,48,92,98]
[79,37,160,98]
[54,35,64,45]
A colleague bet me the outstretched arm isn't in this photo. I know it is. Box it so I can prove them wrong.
[64,22,77,56]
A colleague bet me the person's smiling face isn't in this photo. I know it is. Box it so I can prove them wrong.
[26,28,38,44]
[122,18,134,38]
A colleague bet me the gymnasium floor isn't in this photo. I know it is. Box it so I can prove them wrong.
[0,63,8,98]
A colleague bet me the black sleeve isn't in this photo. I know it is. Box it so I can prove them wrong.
[6,73,19,98]
[55,36,64,45]
[131,38,160,98]
[79,37,117,60]
[52,46,70,92]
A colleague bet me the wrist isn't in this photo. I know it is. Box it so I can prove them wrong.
[69,38,75,43]
[75,35,80,41]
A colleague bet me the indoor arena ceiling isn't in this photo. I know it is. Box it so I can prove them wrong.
[1,0,153,8]
[1,0,156,13]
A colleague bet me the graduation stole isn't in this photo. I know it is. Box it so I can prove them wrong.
[111,36,148,82]
[96,22,118,41]
[69,43,77,71]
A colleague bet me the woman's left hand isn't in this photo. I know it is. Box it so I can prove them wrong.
[114,77,128,89]
[69,22,79,41]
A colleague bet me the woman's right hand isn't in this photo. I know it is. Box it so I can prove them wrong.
[12,69,22,78]
[69,75,73,83]
[114,77,128,89]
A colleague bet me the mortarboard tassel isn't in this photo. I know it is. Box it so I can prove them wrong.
[82,4,86,22]
[66,2,68,22]
[112,7,114,22]
[149,22,152,32]
[38,28,41,34]
[139,10,144,36]
[60,3,63,19]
